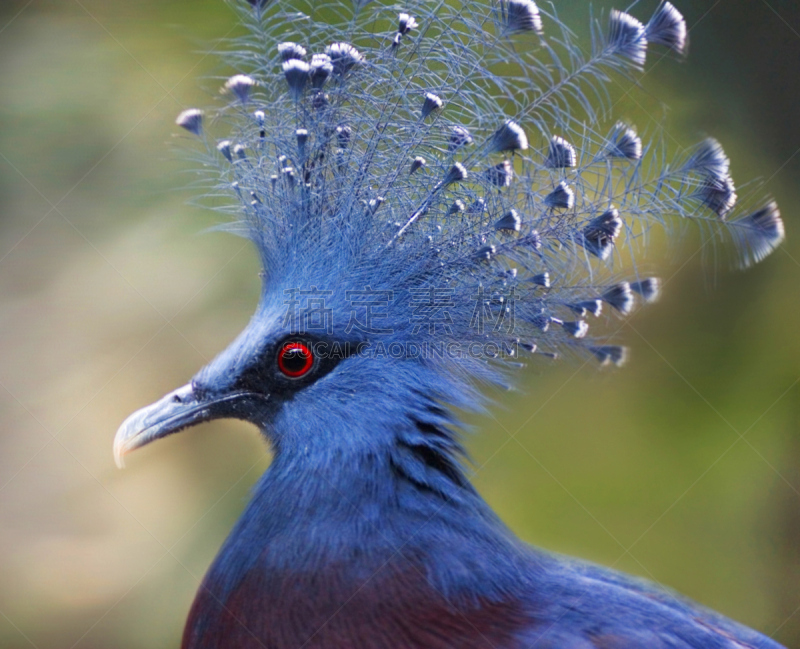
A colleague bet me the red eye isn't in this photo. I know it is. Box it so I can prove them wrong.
[277,341,314,378]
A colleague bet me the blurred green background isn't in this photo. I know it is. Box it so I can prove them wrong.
[0,0,797,647]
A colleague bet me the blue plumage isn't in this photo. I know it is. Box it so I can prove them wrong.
[116,1,787,647]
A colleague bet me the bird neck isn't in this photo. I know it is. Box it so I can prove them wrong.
[207,363,535,604]
[258,356,492,517]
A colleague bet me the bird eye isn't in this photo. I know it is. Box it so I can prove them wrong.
[277,341,314,378]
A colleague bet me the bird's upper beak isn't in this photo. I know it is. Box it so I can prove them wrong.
[113,383,259,468]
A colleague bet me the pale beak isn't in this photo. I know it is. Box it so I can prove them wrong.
[113,383,260,468]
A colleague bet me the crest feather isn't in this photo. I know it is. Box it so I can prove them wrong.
[178,0,784,370]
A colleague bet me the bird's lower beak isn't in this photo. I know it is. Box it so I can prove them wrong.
[113,383,258,468]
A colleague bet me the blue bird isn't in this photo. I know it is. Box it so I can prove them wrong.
[115,1,787,647]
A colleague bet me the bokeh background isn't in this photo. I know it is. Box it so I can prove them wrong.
[0,0,798,647]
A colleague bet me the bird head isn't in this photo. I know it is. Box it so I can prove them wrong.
[112,301,329,466]
[115,0,784,471]
[113,248,478,469]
